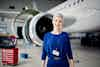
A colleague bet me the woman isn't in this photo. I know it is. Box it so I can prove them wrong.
[41,13,74,67]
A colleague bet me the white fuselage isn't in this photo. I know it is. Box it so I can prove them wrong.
[47,0,100,32]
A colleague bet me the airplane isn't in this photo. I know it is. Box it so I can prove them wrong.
[0,0,100,46]
[21,0,100,46]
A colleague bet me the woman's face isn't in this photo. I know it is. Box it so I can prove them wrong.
[53,16,63,29]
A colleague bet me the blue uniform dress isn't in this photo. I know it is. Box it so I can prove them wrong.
[41,32,73,67]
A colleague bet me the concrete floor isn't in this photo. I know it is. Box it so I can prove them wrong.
[0,39,100,67]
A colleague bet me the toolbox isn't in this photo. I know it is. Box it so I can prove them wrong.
[2,48,18,65]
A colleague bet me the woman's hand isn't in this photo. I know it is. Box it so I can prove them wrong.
[69,59,75,67]
[42,60,46,67]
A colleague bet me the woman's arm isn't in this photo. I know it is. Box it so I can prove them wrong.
[66,33,74,67]
[41,33,48,67]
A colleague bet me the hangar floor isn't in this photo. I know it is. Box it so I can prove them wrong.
[0,39,100,67]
